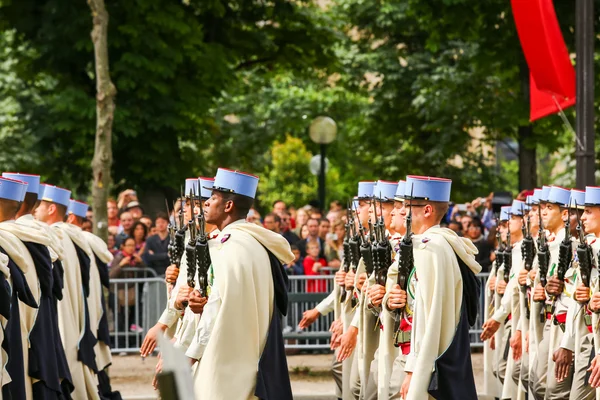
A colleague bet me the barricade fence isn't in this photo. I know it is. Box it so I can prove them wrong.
[108,271,490,354]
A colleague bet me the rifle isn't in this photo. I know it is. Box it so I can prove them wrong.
[195,187,211,298]
[374,198,391,286]
[520,204,535,319]
[494,219,505,275]
[368,201,379,276]
[393,192,414,347]
[174,188,187,268]
[185,189,198,293]
[521,204,536,273]
[166,199,178,266]
[358,202,374,276]
[339,206,352,302]
[348,207,361,272]
[550,203,573,315]
[537,205,550,288]
[503,219,512,285]
[575,201,593,288]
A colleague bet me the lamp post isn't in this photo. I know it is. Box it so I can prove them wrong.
[309,116,337,210]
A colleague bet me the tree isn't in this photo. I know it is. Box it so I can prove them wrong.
[87,0,116,240]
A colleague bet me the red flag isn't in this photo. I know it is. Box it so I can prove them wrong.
[511,0,576,121]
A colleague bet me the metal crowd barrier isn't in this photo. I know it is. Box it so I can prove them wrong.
[108,270,490,353]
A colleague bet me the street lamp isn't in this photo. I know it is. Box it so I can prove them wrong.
[309,116,337,210]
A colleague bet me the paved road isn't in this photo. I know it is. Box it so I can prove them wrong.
[112,351,485,399]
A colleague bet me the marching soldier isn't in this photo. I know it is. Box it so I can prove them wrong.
[531,186,576,399]
[35,184,101,399]
[396,175,481,399]
[0,177,38,400]
[67,199,122,400]
[189,168,294,399]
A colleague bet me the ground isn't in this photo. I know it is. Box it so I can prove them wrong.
[110,351,485,399]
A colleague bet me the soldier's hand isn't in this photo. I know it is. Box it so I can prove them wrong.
[529,268,537,282]
[140,322,167,357]
[510,330,522,361]
[337,326,358,362]
[546,276,564,296]
[590,292,600,312]
[588,354,600,387]
[533,284,546,302]
[480,318,501,341]
[575,284,591,304]
[488,275,496,292]
[368,284,386,307]
[496,279,507,295]
[329,319,343,350]
[553,348,573,383]
[174,286,193,310]
[400,372,412,399]
[345,270,356,289]
[518,268,529,286]
[188,290,208,314]
[299,308,321,330]
[335,270,347,286]
[152,354,163,390]
[387,284,407,310]
[165,264,179,284]
[357,273,367,291]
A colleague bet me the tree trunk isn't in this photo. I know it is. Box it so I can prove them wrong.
[518,61,537,190]
[88,0,116,241]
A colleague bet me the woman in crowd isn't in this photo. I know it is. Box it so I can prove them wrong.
[131,221,148,259]
[294,208,309,236]
[300,224,310,240]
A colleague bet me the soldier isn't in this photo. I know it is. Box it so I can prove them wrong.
[395,175,480,400]
[0,177,38,400]
[530,186,576,399]
[374,180,412,400]
[517,189,541,395]
[337,181,376,400]
[359,180,398,399]
[67,198,122,400]
[35,184,101,399]
[481,200,528,399]
[560,188,595,400]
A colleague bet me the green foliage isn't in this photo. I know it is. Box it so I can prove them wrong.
[258,135,317,209]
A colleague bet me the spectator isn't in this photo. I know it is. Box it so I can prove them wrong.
[86,207,94,224]
[143,212,171,276]
[131,221,148,258]
[310,210,323,220]
[300,224,309,240]
[466,218,492,272]
[326,200,342,223]
[293,208,309,236]
[82,219,93,233]
[140,214,153,230]
[246,208,262,225]
[448,221,462,236]
[288,205,297,229]
[125,201,144,221]
[279,211,300,245]
[460,214,473,235]
[117,189,138,211]
[297,218,325,258]
[110,237,145,333]
[107,234,118,257]
[115,211,134,247]
[303,241,328,293]
[324,219,344,269]
[284,245,304,275]
[263,213,281,233]
[318,218,331,241]
[273,200,287,215]
[107,199,121,235]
